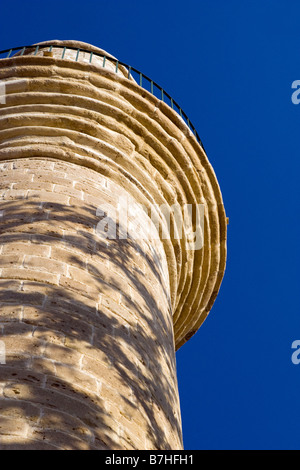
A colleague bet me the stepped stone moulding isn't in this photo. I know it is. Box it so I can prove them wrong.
[0,40,227,450]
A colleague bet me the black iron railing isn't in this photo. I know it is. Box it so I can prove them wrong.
[0,44,205,149]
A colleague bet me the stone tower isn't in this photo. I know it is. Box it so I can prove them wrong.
[0,40,227,450]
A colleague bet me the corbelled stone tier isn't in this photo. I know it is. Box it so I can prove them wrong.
[0,40,227,346]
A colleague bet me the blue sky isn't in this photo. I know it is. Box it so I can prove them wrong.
[1,0,300,450]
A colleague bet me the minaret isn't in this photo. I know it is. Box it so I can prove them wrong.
[0,40,227,450]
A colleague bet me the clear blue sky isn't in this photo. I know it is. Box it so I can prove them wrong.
[1,0,300,450]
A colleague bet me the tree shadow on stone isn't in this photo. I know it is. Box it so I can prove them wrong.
[0,196,182,450]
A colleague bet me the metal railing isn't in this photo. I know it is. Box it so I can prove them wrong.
[0,44,204,149]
